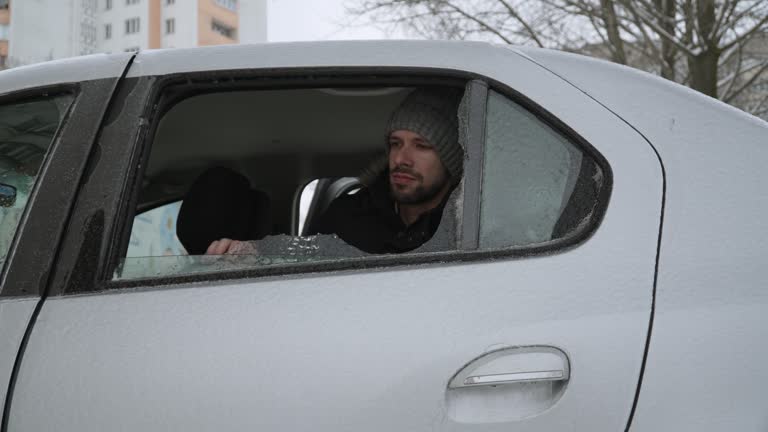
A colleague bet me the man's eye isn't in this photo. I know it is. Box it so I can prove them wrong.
[389,141,401,148]
[416,142,432,149]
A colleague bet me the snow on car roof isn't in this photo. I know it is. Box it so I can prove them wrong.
[0,53,134,95]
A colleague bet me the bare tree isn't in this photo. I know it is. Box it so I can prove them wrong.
[346,0,768,117]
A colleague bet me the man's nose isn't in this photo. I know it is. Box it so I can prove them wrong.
[392,146,413,167]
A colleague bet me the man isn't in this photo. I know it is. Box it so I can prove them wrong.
[206,87,463,255]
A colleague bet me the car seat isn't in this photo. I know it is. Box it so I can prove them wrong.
[176,166,272,255]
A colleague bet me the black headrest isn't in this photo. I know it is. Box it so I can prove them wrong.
[177,167,271,255]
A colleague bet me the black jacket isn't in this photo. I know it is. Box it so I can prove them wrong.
[313,174,448,254]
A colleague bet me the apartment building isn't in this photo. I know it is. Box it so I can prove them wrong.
[0,0,8,68]
[2,0,267,68]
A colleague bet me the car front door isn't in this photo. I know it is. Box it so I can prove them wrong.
[0,53,134,425]
[6,43,663,431]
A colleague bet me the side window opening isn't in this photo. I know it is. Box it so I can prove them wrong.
[115,83,468,280]
[0,93,74,270]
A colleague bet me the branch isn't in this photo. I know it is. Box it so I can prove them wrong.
[586,12,612,47]
[752,93,768,117]
[624,0,670,24]
[619,0,698,56]
[723,60,768,103]
[720,12,768,52]
[600,0,628,64]
[718,0,767,37]
[439,1,516,44]
[496,0,545,47]
[720,43,744,100]
[622,4,662,61]
[713,0,739,42]
[718,42,742,67]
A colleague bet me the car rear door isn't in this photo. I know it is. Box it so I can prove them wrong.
[6,43,663,432]
[0,53,134,426]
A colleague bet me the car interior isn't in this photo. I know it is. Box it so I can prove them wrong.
[126,84,464,258]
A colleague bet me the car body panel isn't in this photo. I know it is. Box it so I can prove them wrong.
[0,55,134,425]
[7,42,663,431]
[0,53,134,95]
[518,46,768,431]
[0,299,36,416]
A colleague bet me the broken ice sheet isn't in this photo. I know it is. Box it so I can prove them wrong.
[113,234,367,280]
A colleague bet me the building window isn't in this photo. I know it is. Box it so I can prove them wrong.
[125,17,140,34]
[105,0,112,10]
[0,23,8,39]
[214,0,237,12]
[165,0,175,4]
[0,55,6,68]
[105,24,112,40]
[211,20,235,39]
[1,0,10,9]
[124,46,140,52]
[165,18,175,34]
[126,0,140,5]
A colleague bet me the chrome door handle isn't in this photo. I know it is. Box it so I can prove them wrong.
[463,369,566,386]
[449,346,570,389]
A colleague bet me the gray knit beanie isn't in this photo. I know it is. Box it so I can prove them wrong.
[387,87,463,179]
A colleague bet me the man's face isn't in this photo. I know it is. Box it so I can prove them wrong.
[388,129,450,205]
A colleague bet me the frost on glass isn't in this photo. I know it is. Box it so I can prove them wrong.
[114,234,368,280]
[0,94,74,269]
[479,91,583,249]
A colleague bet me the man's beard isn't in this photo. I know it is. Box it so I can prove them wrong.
[389,166,449,205]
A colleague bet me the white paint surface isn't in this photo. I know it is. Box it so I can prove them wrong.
[127,40,502,77]
[8,43,663,431]
[519,46,768,431]
[0,298,38,420]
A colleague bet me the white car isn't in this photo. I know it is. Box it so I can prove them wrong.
[0,40,766,432]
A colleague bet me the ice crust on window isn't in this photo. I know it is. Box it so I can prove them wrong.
[239,234,368,258]
[479,91,583,248]
[114,234,368,280]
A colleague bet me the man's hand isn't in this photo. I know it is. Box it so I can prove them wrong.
[206,238,239,255]
[205,238,257,255]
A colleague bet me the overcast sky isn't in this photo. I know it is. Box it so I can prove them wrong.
[267,0,409,42]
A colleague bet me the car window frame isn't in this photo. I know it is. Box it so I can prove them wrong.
[45,67,612,295]
[108,70,473,285]
[0,78,124,298]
